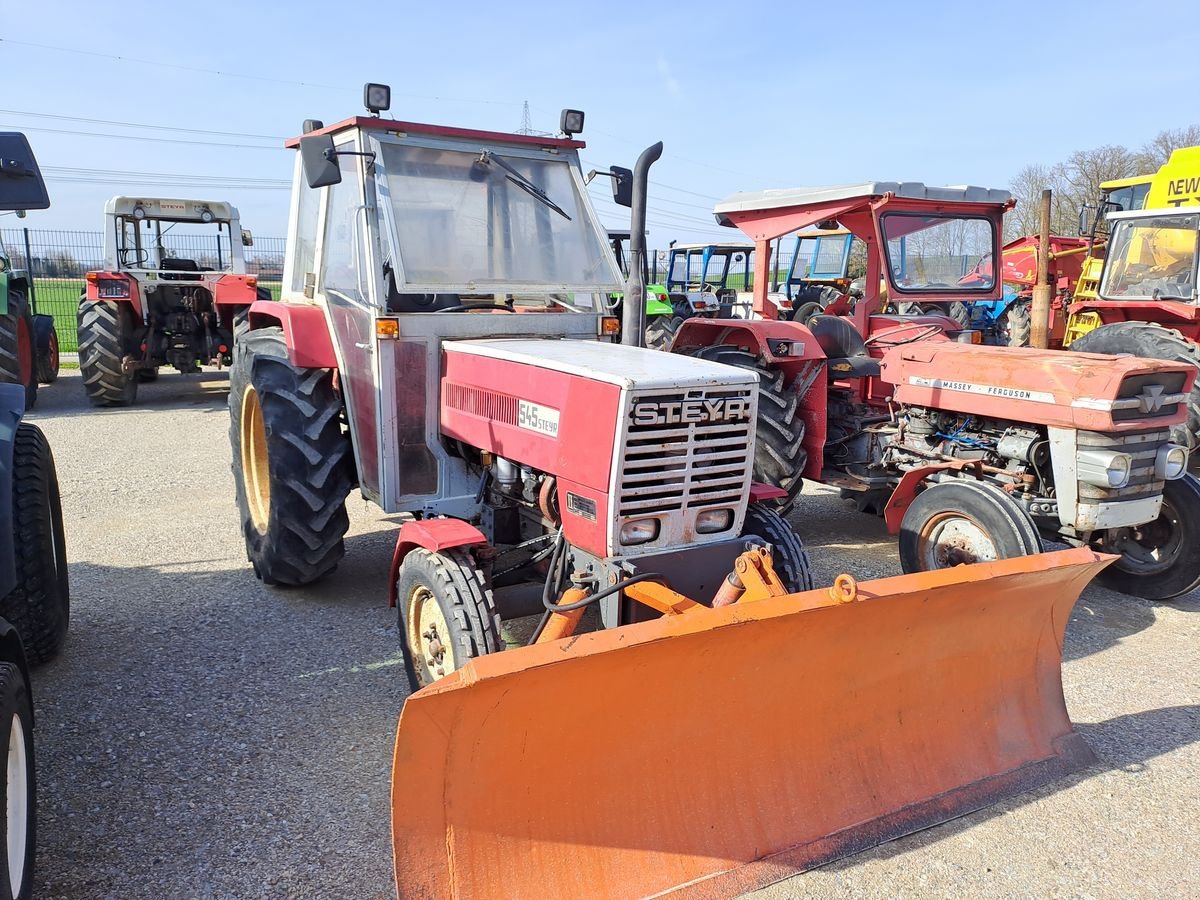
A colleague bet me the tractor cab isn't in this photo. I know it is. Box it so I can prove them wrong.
[713,182,1006,339]
[101,197,250,281]
[271,109,627,509]
[665,242,754,317]
[783,229,854,299]
[1095,208,1199,311]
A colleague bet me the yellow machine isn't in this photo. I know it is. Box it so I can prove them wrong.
[1074,146,1200,305]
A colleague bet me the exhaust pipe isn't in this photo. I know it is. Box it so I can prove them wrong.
[621,141,664,347]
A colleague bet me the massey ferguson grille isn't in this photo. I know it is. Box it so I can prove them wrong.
[617,388,755,520]
[1077,428,1170,503]
[1111,372,1188,423]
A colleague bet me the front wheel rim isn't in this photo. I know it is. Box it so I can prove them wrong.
[407,586,456,684]
[240,385,271,534]
[1105,499,1185,575]
[7,713,28,898]
[917,512,998,568]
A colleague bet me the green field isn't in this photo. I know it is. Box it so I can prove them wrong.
[31,278,283,352]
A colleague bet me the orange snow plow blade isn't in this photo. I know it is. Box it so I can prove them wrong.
[391,547,1109,899]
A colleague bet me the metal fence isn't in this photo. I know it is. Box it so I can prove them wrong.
[1,228,285,351]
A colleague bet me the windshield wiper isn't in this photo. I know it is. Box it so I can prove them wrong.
[476,150,571,220]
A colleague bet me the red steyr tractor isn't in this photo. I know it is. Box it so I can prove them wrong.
[664,182,1200,600]
[224,90,1117,897]
[77,197,270,406]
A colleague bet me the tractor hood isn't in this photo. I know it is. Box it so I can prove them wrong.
[883,343,1195,432]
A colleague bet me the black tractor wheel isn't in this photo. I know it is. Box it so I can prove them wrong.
[790,301,824,326]
[1070,321,1200,464]
[1092,474,1200,600]
[684,345,807,509]
[229,325,354,586]
[0,423,70,664]
[77,299,137,406]
[645,314,684,351]
[946,301,971,328]
[395,547,502,687]
[1000,300,1032,347]
[33,316,59,385]
[741,503,814,594]
[0,292,37,410]
[898,479,1042,574]
[0,661,35,900]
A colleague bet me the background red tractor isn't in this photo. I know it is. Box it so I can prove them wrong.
[664,182,1200,599]
[77,197,270,406]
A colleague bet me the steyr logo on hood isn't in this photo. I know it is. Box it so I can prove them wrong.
[632,397,752,426]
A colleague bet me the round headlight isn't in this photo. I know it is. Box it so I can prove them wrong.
[132,205,146,220]
[200,209,214,223]
[1106,454,1132,488]
[1156,444,1189,480]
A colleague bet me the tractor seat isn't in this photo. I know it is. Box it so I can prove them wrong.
[806,315,881,380]
[160,258,199,281]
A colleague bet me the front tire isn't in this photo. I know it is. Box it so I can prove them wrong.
[1070,321,1200,464]
[0,424,70,664]
[0,661,35,900]
[1092,474,1200,601]
[396,548,502,687]
[741,503,814,593]
[898,479,1042,573]
[229,326,353,586]
[77,299,137,406]
[684,345,808,510]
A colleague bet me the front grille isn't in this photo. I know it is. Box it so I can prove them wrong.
[617,387,754,528]
[1111,372,1188,422]
[1077,428,1170,503]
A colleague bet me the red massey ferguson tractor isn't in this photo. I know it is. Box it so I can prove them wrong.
[662,182,1200,600]
[77,197,271,406]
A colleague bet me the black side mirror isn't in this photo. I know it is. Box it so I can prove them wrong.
[1078,204,1095,237]
[0,132,50,211]
[300,135,342,189]
[610,166,633,208]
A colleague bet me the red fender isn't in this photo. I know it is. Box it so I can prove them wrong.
[246,300,338,369]
[387,519,490,607]
[881,460,984,533]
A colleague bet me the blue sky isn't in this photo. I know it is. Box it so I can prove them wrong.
[4,0,1199,247]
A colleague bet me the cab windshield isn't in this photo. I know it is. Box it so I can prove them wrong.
[378,142,618,293]
[1100,213,1199,302]
[881,213,996,292]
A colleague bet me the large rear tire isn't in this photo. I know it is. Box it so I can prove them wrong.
[684,345,808,509]
[1001,300,1031,347]
[0,424,70,664]
[396,548,502,688]
[0,291,37,410]
[229,326,354,586]
[0,661,35,900]
[1069,321,1200,464]
[1092,474,1200,600]
[898,479,1042,573]
[77,299,137,406]
[741,503,814,593]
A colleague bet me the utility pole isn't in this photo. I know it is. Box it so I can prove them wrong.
[1030,189,1052,350]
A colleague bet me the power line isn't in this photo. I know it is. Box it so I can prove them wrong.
[0,109,282,141]
[2,124,282,150]
[0,38,518,107]
[43,166,289,185]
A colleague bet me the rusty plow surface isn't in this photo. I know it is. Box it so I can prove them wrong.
[391,547,1110,898]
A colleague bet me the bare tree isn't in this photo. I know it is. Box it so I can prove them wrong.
[1135,125,1200,170]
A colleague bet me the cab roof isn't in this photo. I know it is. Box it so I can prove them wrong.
[670,242,755,252]
[285,117,585,151]
[714,182,1011,225]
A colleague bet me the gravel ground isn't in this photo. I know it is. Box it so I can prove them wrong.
[24,369,1200,899]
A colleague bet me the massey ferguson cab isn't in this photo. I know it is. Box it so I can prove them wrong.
[667,182,1200,600]
[77,196,270,406]
[229,88,1116,897]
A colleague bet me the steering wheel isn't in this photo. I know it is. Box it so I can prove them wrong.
[864,323,944,347]
[434,304,515,313]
